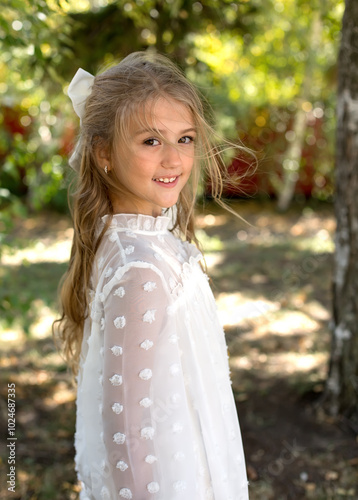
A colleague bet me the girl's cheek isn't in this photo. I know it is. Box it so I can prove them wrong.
[135,151,156,162]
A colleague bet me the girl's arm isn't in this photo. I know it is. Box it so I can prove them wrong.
[101,265,167,498]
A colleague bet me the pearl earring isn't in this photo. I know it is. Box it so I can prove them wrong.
[104,165,108,174]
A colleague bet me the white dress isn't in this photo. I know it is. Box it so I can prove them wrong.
[75,213,249,500]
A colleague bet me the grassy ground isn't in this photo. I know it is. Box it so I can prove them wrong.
[0,200,357,500]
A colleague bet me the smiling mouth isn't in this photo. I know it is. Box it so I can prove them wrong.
[153,176,179,184]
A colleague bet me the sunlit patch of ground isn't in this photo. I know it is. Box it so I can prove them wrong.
[2,212,73,263]
[2,237,73,266]
[216,292,280,326]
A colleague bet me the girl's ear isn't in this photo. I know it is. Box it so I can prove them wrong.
[95,140,111,173]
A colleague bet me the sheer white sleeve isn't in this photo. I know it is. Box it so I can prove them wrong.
[101,265,168,499]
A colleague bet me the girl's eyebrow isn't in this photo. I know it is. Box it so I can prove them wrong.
[134,127,197,137]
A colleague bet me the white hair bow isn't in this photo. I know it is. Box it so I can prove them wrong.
[67,68,94,170]
[68,68,94,123]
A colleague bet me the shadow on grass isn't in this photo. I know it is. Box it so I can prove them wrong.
[0,261,68,334]
[0,335,77,500]
[209,239,332,308]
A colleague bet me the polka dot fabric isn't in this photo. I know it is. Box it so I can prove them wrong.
[75,213,249,499]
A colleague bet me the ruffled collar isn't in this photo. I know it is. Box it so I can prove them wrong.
[101,213,171,233]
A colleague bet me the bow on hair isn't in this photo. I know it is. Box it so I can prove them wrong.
[67,68,94,123]
[67,68,94,170]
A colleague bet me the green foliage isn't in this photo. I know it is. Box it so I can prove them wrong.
[0,0,345,225]
[0,0,76,225]
[186,0,343,199]
[1,0,72,89]
[55,0,257,78]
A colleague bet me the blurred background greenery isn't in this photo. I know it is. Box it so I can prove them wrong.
[0,0,342,218]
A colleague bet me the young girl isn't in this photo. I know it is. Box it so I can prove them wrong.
[55,52,249,500]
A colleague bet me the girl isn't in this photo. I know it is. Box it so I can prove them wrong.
[55,52,249,500]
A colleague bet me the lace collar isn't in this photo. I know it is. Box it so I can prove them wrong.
[101,213,171,233]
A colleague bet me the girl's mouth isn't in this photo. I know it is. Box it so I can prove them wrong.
[153,176,179,185]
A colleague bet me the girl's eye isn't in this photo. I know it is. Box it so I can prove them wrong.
[144,138,160,146]
[178,135,195,144]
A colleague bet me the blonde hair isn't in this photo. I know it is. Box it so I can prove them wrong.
[54,51,251,374]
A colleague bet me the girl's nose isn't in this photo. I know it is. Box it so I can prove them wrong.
[162,143,182,168]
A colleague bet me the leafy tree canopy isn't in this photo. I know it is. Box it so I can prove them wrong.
[0,0,344,216]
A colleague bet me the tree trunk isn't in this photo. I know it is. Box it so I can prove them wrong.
[276,11,322,212]
[276,102,308,211]
[324,0,358,422]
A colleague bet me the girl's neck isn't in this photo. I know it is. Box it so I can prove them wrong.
[111,199,162,218]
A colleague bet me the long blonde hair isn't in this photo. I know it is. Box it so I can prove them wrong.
[54,51,251,374]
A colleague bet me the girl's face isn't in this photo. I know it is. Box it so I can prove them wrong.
[111,97,196,217]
